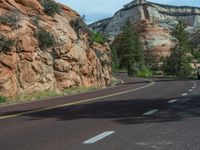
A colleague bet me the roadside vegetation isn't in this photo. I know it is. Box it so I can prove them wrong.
[0,76,121,106]
[111,19,146,77]
[0,87,97,106]
[0,96,6,104]
[163,21,194,77]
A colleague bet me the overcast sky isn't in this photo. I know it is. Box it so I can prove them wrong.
[58,0,200,24]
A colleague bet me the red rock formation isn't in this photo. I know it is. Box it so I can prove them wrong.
[0,0,112,98]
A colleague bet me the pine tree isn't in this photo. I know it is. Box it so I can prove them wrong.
[163,21,193,77]
[116,19,144,75]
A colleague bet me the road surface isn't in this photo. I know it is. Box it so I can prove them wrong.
[0,75,200,150]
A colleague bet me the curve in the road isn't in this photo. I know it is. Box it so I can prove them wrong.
[0,78,155,120]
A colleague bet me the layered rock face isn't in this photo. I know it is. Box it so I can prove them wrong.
[90,0,200,57]
[0,0,111,98]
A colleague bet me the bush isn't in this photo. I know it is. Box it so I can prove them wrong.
[0,35,15,52]
[0,9,21,28]
[91,32,107,44]
[179,62,193,77]
[40,0,61,16]
[136,68,153,77]
[35,28,55,50]
[70,17,90,38]
[0,96,6,103]
[31,15,40,27]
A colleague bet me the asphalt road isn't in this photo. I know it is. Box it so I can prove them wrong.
[0,75,200,150]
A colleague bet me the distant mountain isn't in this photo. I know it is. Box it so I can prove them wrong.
[89,0,200,57]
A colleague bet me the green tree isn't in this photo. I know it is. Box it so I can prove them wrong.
[163,21,193,77]
[116,19,144,75]
[91,32,107,44]
[110,46,119,71]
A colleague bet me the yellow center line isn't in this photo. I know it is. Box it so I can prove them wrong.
[0,79,155,120]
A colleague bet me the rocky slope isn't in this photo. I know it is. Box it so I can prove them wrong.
[0,0,112,98]
[90,0,200,57]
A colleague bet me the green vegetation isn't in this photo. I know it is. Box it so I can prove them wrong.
[111,19,144,76]
[91,32,107,44]
[110,76,120,85]
[0,35,15,52]
[0,9,21,28]
[40,0,61,16]
[35,28,55,50]
[163,21,193,77]
[136,68,153,78]
[111,46,119,71]
[0,96,6,103]
[9,87,97,106]
[144,51,160,72]
[31,15,40,27]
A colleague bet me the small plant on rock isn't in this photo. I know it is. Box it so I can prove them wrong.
[90,32,107,44]
[0,35,16,52]
[31,15,40,27]
[70,16,91,38]
[35,28,55,50]
[0,9,21,28]
[40,0,61,16]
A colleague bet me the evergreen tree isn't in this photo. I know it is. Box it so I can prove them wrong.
[115,19,144,75]
[163,21,193,77]
[111,46,119,71]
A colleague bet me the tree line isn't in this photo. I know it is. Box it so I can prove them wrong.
[111,19,197,78]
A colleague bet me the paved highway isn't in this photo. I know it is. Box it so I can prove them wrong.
[0,75,200,150]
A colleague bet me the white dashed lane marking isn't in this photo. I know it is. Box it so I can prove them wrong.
[182,93,188,96]
[143,109,159,116]
[168,99,178,104]
[188,89,193,92]
[83,131,115,144]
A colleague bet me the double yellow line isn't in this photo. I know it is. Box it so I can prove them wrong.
[0,79,155,120]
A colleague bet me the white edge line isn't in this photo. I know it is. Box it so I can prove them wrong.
[168,99,178,104]
[192,81,197,89]
[118,78,125,84]
[143,109,159,116]
[83,131,115,144]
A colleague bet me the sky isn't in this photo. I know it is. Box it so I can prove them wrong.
[58,0,200,24]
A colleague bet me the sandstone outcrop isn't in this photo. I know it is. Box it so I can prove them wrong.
[0,0,112,98]
[90,0,200,57]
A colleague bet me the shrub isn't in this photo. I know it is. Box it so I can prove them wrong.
[136,68,153,78]
[179,62,194,77]
[31,15,40,27]
[35,28,55,50]
[91,32,107,44]
[40,0,61,16]
[0,96,6,103]
[70,17,90,38]
[0,35,15,52]
[0,9,21,28]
